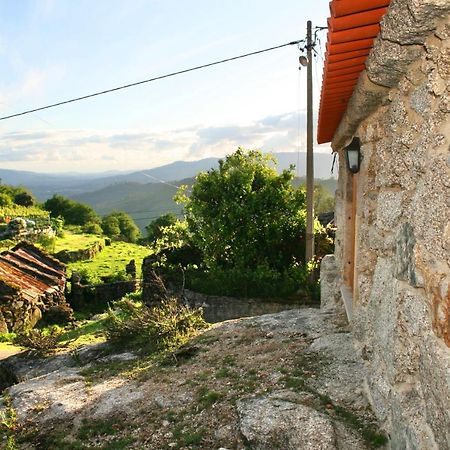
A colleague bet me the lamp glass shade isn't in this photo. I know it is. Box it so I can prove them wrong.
[344,137,361,174]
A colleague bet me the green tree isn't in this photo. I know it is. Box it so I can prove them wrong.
[102,212,140,243]
[314,184,335,215]
[44,194,99,226]
[44,194,74,218]
[14,191,35,207]
[65,203,99,225]
[145,213,178,243]
[176,148,307,272]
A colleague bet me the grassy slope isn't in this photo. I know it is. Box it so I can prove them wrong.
[53,232,103,253]
[67,241,151,279]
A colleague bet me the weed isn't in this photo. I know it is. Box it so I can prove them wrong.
[76,418,122,440]
[282,375,305,390]
[222,355,236,366]
[104,298,208,354]
[0,394,18,450]
[332,405,388,448]
[0,333,16,343]
[197,386,223,409]
[172,423,205,448]
[215,367,233,378]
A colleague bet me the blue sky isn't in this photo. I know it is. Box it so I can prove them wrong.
[0,0,331,173]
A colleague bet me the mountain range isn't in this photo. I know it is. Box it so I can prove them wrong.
[1,152,337,231]
[1,152,336,200]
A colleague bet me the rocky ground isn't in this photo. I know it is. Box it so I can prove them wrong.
[0,307,387,450]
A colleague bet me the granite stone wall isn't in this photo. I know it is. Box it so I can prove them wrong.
[329,10,450,449]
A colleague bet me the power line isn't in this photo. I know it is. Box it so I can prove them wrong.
[0,39,303,122]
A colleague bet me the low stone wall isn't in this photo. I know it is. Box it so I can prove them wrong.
[55,240,105,263]
[182,289,304,323]
[69,280,139,312]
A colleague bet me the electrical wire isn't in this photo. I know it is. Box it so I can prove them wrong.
[0,39,302,122]
[140,172,183,189]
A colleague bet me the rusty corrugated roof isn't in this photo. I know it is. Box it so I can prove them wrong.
[317,0,391,144]
[0,242,65,302]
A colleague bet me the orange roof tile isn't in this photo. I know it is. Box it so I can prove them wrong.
[317,0,391,144]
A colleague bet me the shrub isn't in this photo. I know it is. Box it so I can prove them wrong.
[0,332,17,343]
[102,212,140,243]
[14,191,35,207]
[104,298,208,353]
[0,193,12,207]
[83,221,103,235]
[13,327,65,354]
[71,266,103,285]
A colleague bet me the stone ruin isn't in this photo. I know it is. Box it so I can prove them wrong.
[0,242,72,333]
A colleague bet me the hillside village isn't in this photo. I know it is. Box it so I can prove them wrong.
[0,0,449,449]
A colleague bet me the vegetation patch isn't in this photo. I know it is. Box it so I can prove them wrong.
[0,394,18,450]
[68,241,150,282]
[104,297,208,354]
[52,232,104,254]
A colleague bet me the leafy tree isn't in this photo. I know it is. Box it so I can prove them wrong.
[65,203,99,226]
[14,191,35,207]
[314,184,335,215]
[82,221,103,235]
[176,148,307,273]
[101,214,121,238]
[44,194,99,226]
[101,212,140,243]
[145,213,178,243]
[44,195,73,218]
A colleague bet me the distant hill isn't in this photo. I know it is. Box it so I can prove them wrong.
[72,175,336,233]
[72,179,191,232]
[1,151,336,201]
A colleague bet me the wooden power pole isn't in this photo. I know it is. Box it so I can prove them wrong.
[305,20,314,262]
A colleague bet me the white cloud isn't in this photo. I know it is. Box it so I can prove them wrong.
[0,111,331,172]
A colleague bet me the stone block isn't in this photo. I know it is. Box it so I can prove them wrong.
[320,255,344,313]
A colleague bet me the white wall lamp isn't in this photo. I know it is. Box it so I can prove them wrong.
[345,137,362,174]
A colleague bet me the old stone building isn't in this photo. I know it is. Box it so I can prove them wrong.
[0,242,69,332]
[318,0,450,448]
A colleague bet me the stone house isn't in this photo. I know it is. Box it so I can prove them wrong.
[0,242,69,332]
[318,0,450,448]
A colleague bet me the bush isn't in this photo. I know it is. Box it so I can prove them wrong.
[83,221,103,235]
[14,191,35,207]
[0,332,17,343]
[13,327,65,354]
[44,194,99,226]
[187,261,316,299]
[35,234,56,253]
[104,298,208,353]
[102,212,140,243]
[0,193,12,207]
[71,266,103,285]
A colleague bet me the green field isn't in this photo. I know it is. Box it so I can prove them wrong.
[67,241,152,280]
[53,232,103,253]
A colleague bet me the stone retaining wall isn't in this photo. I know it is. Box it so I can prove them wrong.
[69,280,139,312]
[54,240,104,263]
[182,289,304,323]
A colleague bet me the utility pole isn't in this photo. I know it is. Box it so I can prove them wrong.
[305,20,315,262]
